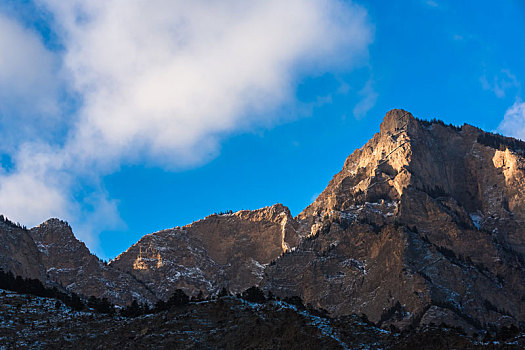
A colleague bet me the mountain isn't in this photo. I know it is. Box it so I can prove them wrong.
[0,218,156,305]
[110,204,306,300]
[0,216,45,281]
[263,109,525,330]
[2,109,525,333]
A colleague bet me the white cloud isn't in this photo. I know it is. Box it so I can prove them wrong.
[0,0,373,255]
[498,100,525,141]
[0,13,63,153]
[42,0,372,167]
[353,79,377,119]
[0,172,67,224]
[0,142,123,249]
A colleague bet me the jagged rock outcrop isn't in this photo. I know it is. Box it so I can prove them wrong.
[0,217,45,281]
[264,109,525,330]
[111,204,306,300]
[27,219,156,305]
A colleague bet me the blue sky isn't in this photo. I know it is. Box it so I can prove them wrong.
[0,0,524,259]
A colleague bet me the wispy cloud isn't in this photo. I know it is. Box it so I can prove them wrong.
[353,79,378,119]
[425,0,439,8]
[498,100,525,141]
[0,0,373,253]
[480,69,521,98]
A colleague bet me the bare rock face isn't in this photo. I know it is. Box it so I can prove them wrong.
[111,204,306,300]
[29,219,155,305]
[0,218,44,281]
[2,108,525,332]
[266,109,525,330]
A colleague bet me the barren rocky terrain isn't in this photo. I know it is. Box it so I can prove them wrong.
[1,289,523,349]
[2,109,525,346]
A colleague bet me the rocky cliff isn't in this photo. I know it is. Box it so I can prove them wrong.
[110,204,306,300]
[2,109,525,332]
[0,217,155,305]
[265,109,525,330]
[0,217,45,281]
[29,219,156,305]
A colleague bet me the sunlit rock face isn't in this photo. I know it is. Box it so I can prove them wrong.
[265,109,525,330]
[2,109,525,332]
[111,109,525,330]
[110,204,306,301]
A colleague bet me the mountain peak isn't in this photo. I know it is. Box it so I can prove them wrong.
[39,218,70,228]
[379,109,416,134]
[32,218,74,243]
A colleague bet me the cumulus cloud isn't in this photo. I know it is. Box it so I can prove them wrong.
[43,0,372,166]
[0,141,123,248]
[0,0,373,254]
[498,101,525,141]
[0,13,63,153]
[0,171,67,223]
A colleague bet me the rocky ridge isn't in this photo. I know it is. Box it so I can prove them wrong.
[110,204,306,300]
[0,218,155,305]
[2,109,525,332]
[265,110,525,330]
